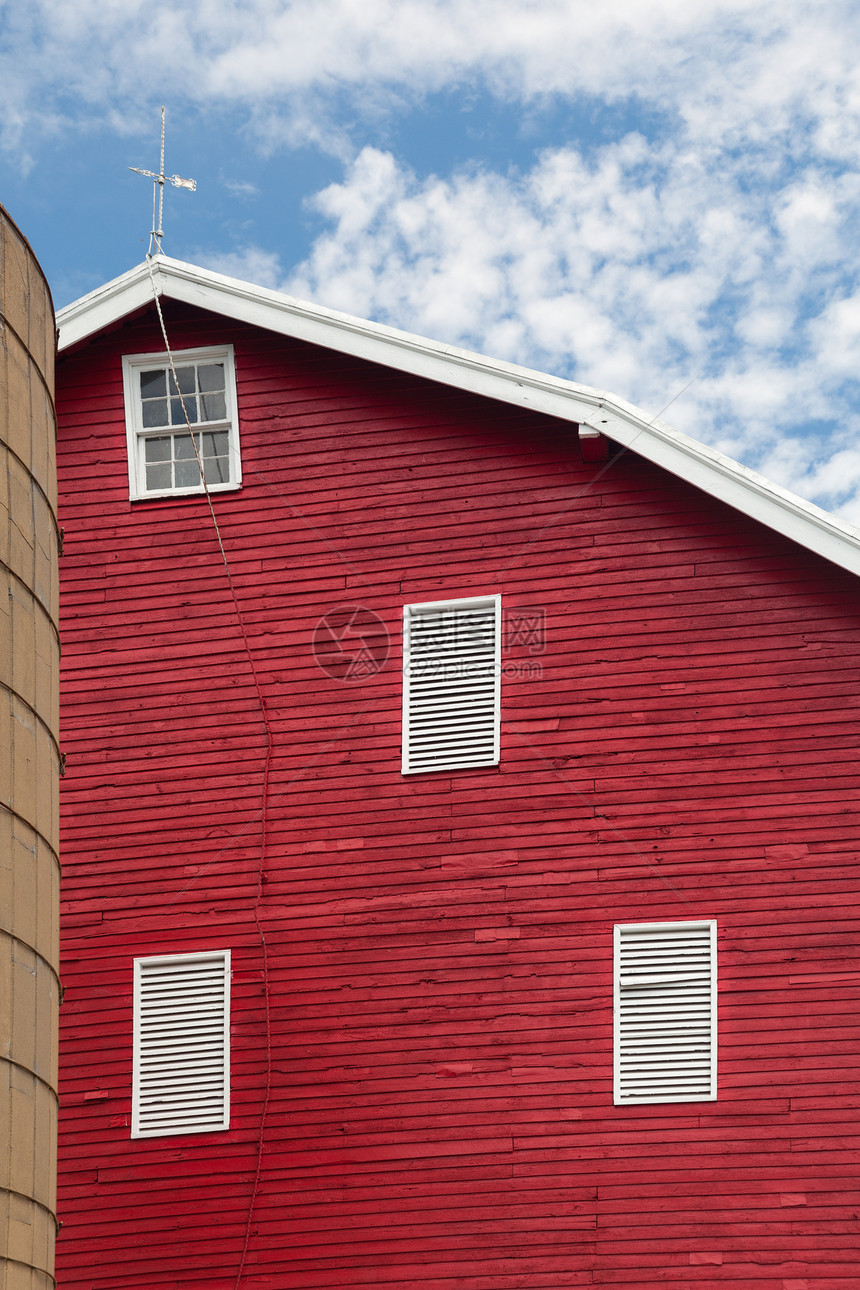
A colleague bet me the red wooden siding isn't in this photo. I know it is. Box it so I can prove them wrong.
[55,298,860,1288]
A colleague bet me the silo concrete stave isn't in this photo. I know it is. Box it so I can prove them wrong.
[0,204,60,1290]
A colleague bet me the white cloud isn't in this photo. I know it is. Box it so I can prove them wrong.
[7,0,860,518]
[224,179,259,198]
[278,136,860,517]
[197,246,284,288]
[5,1,860,167]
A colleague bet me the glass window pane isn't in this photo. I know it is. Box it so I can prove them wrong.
[177,366,197,394]
[204,455,230,484]
[175,458,202,488]
[142,398,168,428]
[170,395,197,424]
[198,364,225,393]
[145,462,172,491]
[144,437,171,462]
[140,369,166,397]
[203,432,229,457]
[168,366,196,396]
[199,392,226,422]
[174,434,199,460]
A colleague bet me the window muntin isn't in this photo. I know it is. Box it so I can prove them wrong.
[613,920,717,1105]
[123,347,240,499]
[402,594,501,775]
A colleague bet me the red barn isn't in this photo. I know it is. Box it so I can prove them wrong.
[54,255,860,1289]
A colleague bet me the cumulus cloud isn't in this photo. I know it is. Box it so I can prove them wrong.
[5,1,860,163]
[8,0,860,516]
[268,133,860,518]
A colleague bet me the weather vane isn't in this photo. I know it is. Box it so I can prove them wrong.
[130,106,196,257]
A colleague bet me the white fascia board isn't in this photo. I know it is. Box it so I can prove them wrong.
[576,405,860,579]
[57,255,860,579]
[57,261,162,348]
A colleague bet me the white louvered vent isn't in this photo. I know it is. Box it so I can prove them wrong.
[402,595,501,774]
[132,950,231,1138]
[614,920,717,1105]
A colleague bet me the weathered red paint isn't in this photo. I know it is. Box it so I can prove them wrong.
[56,297,860,1288]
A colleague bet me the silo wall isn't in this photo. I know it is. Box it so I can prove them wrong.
[0,205,60,1290]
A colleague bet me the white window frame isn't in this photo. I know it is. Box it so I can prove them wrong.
[122,345,241,500]
[402,593,501,775]
[613,919,717,1106]
[132,949,231,1138]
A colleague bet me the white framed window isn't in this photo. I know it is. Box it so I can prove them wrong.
[132,950,231,1138]
[402,594,501,775]
[122,346,241,500]
[614,920,717,1105]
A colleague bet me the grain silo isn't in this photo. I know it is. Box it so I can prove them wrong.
[0,203,60,1290]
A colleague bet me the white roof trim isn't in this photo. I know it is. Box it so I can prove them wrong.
[58,254,860,578]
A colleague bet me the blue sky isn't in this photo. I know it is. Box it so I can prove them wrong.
[3,0,860,520]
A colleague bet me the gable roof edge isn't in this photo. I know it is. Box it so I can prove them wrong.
[57,255,860,579]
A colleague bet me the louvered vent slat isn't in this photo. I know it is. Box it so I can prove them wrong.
[614,921,716,1105]
[132,950,230,1137]
[402,596,501,774]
